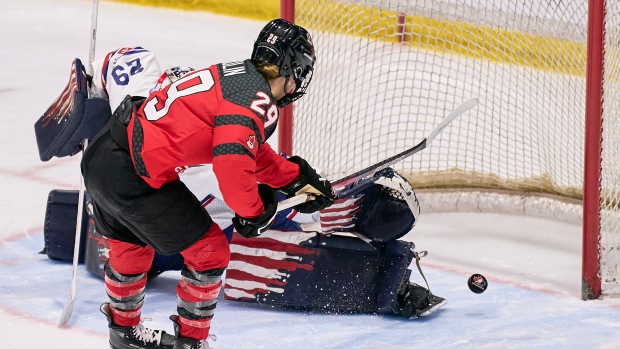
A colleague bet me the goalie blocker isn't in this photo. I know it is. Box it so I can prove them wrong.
[34,58,111,162]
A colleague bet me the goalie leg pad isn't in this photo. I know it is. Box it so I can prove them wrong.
[41,189,187,278]
[223,231,424,317]
[41,189,90,262]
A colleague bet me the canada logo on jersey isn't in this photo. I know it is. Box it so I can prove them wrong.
[246,135,257,150]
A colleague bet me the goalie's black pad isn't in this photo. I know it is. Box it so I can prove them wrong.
[40,189,90,262]
[34,58,111,161]
[223,230,418,317]
[39,189,185,278]
[84,202,108,279]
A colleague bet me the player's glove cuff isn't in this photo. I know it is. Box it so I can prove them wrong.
[232,184,278,238]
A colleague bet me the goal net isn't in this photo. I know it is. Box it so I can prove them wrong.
[285,0,620,299]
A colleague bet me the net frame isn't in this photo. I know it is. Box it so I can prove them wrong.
[279,0,619,299]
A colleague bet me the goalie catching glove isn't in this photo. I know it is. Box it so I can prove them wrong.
[232,184,278,238]
[279,156,336,213]
[320,167,420,243]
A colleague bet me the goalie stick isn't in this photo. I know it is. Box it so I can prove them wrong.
[58,0,100,328]
[277,98,479,212]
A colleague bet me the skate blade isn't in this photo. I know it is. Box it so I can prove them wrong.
[419,298,448,317]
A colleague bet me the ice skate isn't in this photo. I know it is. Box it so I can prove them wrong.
[100,303,175,349]
[399,283,447,319]
[169,315,216,349]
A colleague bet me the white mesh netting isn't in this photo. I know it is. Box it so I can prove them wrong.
[292,0,620,296]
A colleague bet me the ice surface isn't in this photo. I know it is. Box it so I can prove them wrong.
[1,0,619,348]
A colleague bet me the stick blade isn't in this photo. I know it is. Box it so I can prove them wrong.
[427,98,479,144]
[58,299,74,327]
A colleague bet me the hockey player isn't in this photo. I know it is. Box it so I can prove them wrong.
[80,19,336,349]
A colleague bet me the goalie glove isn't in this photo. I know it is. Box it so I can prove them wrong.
[279,156,336,213]
[232,184,278,238]
[320,167,420,242]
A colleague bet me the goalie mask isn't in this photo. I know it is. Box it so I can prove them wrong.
[251,18,316,107]
[320,168,421,243]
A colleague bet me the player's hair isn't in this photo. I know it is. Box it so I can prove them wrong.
[252,61,281,81]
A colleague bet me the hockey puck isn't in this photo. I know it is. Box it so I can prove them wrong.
[467,274,488,294]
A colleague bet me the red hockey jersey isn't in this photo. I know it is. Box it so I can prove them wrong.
[127,60,300,219]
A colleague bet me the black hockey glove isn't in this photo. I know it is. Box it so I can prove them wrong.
[232,184,278,238]
[279,156,337,213]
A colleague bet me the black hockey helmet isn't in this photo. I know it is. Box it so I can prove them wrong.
[251,18,316,107]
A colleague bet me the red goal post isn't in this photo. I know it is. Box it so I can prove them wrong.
[280,0,618,300]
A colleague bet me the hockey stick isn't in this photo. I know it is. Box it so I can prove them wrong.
[277,98,479,209]
[58,0,99,328]
[331,98,479,189]
[277,193,309,212]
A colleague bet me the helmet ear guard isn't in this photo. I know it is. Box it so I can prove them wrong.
[251,19,316,107]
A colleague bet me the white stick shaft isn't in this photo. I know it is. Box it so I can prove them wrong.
[58,0,99,328]
[87,0,99,76]
[277,193,309,212]
[330,98,478,189]
[58,168,86,327]
[280,98,479,205]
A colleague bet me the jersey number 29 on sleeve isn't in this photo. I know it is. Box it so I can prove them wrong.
[250,91,279,128]
[142,70,215,121]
